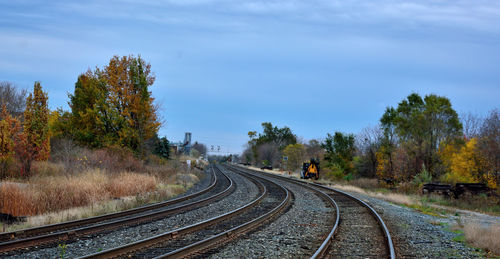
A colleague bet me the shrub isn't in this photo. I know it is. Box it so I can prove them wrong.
[412,165,432,187]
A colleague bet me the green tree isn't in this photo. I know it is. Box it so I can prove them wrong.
[323,132,356,176]
[247,122,297,167]
[381,93,462,179]
[154,136,170,159]
[68,70,111,147]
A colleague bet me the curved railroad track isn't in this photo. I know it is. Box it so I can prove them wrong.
[0,167,234,254]
[78,164,291,258]
[230,164,395,259]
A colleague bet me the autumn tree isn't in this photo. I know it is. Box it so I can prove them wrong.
[283,143,306,171]
[0,105,22,178]
[441,138,483,184]
[102,55,160,154]
[16,82,50,175]
[68,55,161,155]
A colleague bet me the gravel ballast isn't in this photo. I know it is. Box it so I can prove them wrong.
[207,168,335,259]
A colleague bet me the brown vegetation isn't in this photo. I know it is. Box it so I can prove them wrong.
[0,169,157,216]
[463,222,500,255]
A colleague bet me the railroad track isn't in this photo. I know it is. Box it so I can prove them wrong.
[0,167,234,254]
[230,164,395,259]
[77,164,291,258]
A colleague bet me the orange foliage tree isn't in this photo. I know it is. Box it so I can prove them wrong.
[102,55,160,154]
[0,105,22,178]
[16,82,50,176]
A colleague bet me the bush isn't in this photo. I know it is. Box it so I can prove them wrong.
[412,165,432,187]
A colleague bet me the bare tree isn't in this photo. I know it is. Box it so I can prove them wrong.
[355,125,384,177]
[257,142,280,167]
[460,112,483,139]
[241,145,254,164]
[191,142,207,157]
[305,139,324,160]
[478,108,500,185]
[0,81,27,119]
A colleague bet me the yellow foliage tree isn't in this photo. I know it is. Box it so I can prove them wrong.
[283,143,306,172]
[440,138,495,187]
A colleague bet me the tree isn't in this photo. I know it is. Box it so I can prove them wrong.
[68,55,161,154]
[477,109,499,188]
[154,136,170,159]
[461,112,483,139]
[381,93,462,179]
[0,81,27,119]
[192,142,207,157]
[305,139,324,160]
[103,55,160,155]
[246,122,297,167]
[441,138,482,184]
[0,105,22,178]
[355,126,383,177]
[68,70,111,147]
[323,132,356,176]
[257,142,280,167]
[16,82,50,176]
[283,143,306,171]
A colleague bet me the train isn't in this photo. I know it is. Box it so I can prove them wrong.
[300,159,320,180]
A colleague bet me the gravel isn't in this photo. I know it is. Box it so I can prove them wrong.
[206,168,335,259]
[3,168,260,259]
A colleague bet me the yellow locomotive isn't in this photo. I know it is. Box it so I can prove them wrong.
[300,159,320,180]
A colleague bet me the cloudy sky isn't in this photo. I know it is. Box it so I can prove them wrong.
[1,0,499,154]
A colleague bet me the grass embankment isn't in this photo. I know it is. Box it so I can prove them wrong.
[0,157,202,232]
[246,166,500,256]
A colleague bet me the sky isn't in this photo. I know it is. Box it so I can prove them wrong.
[1,0,499,154]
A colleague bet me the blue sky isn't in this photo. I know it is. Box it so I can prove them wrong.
[1,0,499,154]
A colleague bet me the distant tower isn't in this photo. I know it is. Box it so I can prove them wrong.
[183,132,192,155]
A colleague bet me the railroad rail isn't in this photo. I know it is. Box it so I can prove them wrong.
[79,164,291,258]
[0,167,234,253]
[230,164,395,259]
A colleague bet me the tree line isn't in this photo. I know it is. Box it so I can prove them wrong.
[242,93,499,188]
[0,55,167,178]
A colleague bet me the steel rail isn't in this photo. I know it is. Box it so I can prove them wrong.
[311,182,396,259]
[233,164,396,259]
[79,165,270,259]
[154,164,291,259]
[0,167,233,253]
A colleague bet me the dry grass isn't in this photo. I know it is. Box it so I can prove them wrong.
[463,222,500,255]
[328,183,416,206]
[2,182,189,233]
[0,169,158,217]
